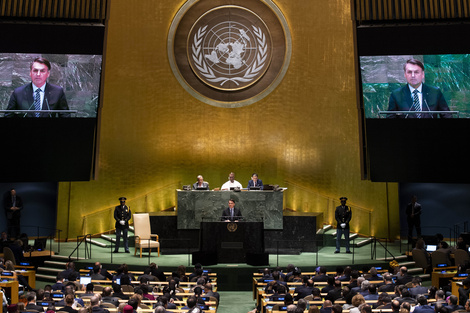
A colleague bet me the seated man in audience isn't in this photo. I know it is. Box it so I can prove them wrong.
[61,262,79,282]
[326,280,343,303]
[332,304,343,313]
[312,266,329,282]
[204,282,220,304]
[25,292,45,312]
[145,262,166,282]
[396,288,417,305]
[459,278,470,306]
[56,285,85,308]
[89,262,113,280]
[351,277,365,295]
[432,290,447,308]
[90,295,110,313]
[51,274,66,292]
[322,276,336,294]
[294,275,314,300]
[378,274,395,292]
[442,295,464,313]
[269,284,288,301]
[409,277,428,298]
[413,295,435,313]
[311,287,323,301]
[101,286,120,307]
[257,268,273,282]
[347,270,360,290]
[373,293,392,309]
[338,266,352,282]
[182,295,198,310]
[396,267,413,285]
[80,283,95,298]
[321,300,334,313]
[91,265,106,280]
[364,284,379,300]
[112,283,129,300]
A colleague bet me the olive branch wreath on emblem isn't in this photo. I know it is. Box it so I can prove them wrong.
[191,25,268,86]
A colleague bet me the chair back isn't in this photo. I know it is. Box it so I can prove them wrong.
[133,213,151,240]
[431,250,448,268]
[2,247,16,265]
[453,249,470,267]
[412,249,429,271]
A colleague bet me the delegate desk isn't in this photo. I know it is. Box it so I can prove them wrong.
[177,189,285,230]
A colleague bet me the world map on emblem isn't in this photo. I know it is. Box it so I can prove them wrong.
[188,7,273,91]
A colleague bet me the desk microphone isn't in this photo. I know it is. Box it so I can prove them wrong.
[423,97,433,118]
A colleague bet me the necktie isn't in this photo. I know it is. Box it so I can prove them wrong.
[34,89,41,117]
[231,208,233,218]
[412,89,421,118]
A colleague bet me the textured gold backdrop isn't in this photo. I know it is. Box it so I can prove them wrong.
[57,0,399,240]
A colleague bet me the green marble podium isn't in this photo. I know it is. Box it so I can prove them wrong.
[176,190,284,230]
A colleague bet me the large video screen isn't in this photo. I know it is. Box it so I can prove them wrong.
[360,54,470,119]
[0,53,102,118]
[0,23,104,182]
[356,23,470,183]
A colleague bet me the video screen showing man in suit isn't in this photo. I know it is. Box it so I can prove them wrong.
[5,57,70,118]
[387,59,452,118]
[220,199,242,222]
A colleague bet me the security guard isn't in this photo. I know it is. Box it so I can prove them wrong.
[113,197,132,253]
[335,196,352,254]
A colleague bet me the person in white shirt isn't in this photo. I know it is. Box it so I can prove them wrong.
[221,172,242,190]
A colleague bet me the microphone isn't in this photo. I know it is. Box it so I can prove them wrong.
[23,101,36,118]
[423,97,433,119]
[45,95,52,118]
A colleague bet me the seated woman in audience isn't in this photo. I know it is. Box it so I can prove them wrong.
[176,265,188,282]
[349,294,366,313]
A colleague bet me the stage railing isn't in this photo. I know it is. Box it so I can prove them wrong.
[21,225,62,254]
[70,234,92,260]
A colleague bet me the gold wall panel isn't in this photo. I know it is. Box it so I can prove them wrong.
[57,0,399,240]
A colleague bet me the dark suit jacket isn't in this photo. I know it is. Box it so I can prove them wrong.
[387,83,451,118]
[4,193,23,220]
[26,303,45,312]
[6,82,70,118]
[192,182,209,190]
[114,205,131,229]
[406,202,422,221]
[335,205,351,229]
[247,179,264,190]
[220,207,242,221]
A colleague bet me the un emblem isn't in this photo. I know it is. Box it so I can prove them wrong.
[188,8,271,91]
[227,222,238,232]
[169,0,291,108]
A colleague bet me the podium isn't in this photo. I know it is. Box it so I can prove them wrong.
[195,221,267,265]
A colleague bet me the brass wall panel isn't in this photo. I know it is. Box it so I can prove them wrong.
[352,0,470,21]
[0,0,107,20]
[57,0,399,240]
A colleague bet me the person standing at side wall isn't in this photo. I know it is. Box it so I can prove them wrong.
[335,197,352,254]
[113,197,131,253]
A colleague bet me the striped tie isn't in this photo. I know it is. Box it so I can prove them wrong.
[34,89,41,117]
[412,89,421,118]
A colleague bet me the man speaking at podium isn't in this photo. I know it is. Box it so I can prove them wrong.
[387,59,451,119]
[5,57,70,118]
[221,199,242,222]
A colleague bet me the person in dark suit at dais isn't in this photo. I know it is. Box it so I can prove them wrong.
[5,57,70,118]
[220,199,242,222]
[387,59,451,119]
